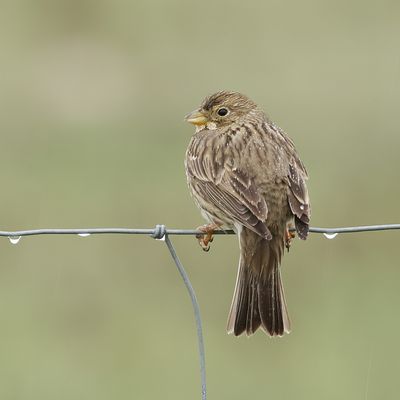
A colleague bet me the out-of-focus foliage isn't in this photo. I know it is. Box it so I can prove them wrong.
[0,1,399,398]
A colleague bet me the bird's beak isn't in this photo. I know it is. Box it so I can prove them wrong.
[184,109,208,126]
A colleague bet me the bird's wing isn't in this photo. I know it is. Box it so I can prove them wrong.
[267,121,311,239]
[287,160,310,239]
[186,141,270,239]
[194,180,272,239]
[222,167,268,221]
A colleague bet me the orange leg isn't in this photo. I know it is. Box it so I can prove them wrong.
[285,224,296,251]
[195,223,220,252]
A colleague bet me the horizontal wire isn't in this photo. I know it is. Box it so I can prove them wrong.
[0,224,399,238]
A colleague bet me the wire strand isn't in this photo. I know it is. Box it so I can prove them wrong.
[164,234,207,400]
[0,224,399,238]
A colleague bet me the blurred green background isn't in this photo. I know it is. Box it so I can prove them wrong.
[0,0,399,399]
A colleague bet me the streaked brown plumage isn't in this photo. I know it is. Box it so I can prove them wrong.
[184,91,310,337]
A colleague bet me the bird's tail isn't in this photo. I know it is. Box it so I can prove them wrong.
[227,227,290,336]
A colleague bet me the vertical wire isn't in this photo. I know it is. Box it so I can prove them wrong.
[164,234,207,400]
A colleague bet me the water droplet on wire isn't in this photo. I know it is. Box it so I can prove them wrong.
[78,233,91,237]
[8,236,21,244]
[323,233,338,240]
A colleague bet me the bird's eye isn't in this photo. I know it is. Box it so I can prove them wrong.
[217,107,229,117]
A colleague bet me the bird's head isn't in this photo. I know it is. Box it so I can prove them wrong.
[185,91,259,130]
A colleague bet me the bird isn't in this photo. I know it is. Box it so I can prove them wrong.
[184,91,310,337]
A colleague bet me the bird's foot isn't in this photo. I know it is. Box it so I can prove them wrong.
[285,225,296,251]
[195,223,220,252]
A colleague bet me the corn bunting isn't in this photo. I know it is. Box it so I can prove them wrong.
[184,91,310,336]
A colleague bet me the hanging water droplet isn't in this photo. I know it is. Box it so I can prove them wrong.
[300,204,305,210]
[155,236,165,242]
[323,233,338,240]
[78,233,91,237]
[9,236,21,244]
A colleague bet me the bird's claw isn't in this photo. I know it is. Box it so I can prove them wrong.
[285,226,296,251]
[196,224,219,252]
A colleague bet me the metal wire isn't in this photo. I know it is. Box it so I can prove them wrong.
[164,234,207,400]
[1,222,399,400]
[1,223,400,237]
[150,225,206,399]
